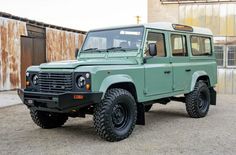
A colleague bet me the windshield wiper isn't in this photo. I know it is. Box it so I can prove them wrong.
[106,47,126,52]
[83,48,103,52]
[83,48,98,51]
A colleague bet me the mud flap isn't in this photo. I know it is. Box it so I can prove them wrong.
[136,103,145,125]
[210,87,217,105]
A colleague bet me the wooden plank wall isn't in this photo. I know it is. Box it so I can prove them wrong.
[0,17,27,91]
[46,28,85,62]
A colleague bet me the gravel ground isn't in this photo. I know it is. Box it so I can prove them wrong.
[0,94,236,155]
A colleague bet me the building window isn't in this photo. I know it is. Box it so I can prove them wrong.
[160,0,236,4]
[171,34,187,56]
[214,46,224,66]
[227,46,236,66]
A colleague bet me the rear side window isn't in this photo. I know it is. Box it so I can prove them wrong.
[191,36,212,56]
[171,34,187,56]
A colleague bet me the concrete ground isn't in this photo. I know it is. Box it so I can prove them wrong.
[0,91,21,108]
[0,94,236,155]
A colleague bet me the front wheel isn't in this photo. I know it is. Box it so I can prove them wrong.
[30,109,68,129]
[185,81,210,118]
[94,88,137,142]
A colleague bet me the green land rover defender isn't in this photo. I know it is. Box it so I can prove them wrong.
[18,22,217,142]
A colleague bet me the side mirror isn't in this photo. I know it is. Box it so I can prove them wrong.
[148,43,157,56]
[75,48,80,58]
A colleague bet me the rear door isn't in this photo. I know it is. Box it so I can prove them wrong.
[169,33,191,91]
[144,30,172,96]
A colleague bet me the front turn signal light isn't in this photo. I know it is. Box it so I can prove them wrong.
[85,84,90,90]
[26,81,30,86]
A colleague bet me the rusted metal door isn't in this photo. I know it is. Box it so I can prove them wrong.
[20,37,46,88]
[21,37,33,88]
[21,25,46,88]
[32,38,46,65]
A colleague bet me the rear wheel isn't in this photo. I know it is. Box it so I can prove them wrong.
[185,81,210,118]
[94,88,137,142]
[30,109,68,129]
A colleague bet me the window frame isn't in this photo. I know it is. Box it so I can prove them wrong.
[214,45,226,68]
[190,35,213,56]
[226,45,236,68]
[170,34,188,57]
[145,31,167,57]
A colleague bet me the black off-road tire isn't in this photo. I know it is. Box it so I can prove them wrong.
[145,104,153,112]
[30,109,68,129]
[94,88,137,142]
[185,80,210,118]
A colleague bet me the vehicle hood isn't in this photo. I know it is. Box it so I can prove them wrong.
[39,59,138,69]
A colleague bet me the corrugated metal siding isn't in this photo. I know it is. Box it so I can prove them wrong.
[46,28,85,62]
[178,3,236,94]
[216,68,236,94]
[0,17,27,90]
[148,0,236,94]
[179,3,236,36]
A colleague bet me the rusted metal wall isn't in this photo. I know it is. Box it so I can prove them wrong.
[0,18,85,91]
[46,28,85,62]
[0,17,27,91]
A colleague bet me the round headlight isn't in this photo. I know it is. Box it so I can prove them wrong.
[32,74,38,85]
[77,76,86,88]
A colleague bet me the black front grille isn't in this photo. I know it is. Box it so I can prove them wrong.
[38,72,73,93]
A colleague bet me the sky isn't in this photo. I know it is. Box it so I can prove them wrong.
[0,0,147,31]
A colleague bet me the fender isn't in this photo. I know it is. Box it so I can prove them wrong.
[99,74,135,98]
[190,71,208,91]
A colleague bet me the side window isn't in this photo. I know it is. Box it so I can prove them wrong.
[191,36,212,56]
[145,32,166,57]
[171,34,187,56]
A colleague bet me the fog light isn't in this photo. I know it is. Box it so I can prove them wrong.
[28,100,33,104]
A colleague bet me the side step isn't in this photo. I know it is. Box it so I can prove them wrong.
[170,96,185,103]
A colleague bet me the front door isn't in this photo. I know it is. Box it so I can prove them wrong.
[144,30,172,96]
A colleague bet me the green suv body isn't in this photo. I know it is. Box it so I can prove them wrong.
[18,22,217,141]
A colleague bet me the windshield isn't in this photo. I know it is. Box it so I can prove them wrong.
[81,27,144,52]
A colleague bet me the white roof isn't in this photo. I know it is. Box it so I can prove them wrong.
[144,22,213,35]
[90,22,213,36]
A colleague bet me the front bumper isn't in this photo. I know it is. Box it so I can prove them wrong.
[17,89,103,113]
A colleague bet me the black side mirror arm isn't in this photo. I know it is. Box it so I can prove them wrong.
[75,48,80,58]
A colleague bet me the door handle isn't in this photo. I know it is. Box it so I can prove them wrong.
[164,71,171,74]
[185,69,191,72]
